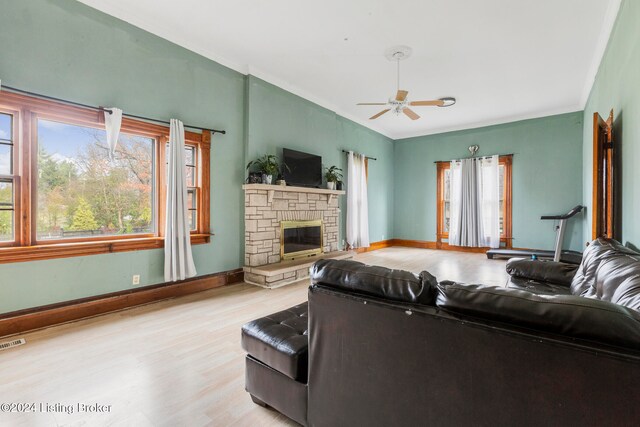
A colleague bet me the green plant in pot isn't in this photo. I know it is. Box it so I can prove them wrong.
[324,165,343,190]
[246,154,282,185]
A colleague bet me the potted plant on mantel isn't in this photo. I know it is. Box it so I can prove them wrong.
[324,165,343,190]
[246,154,282,185]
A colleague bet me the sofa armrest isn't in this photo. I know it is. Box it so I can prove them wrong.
[506,258,578,286]
[436,281,640,351]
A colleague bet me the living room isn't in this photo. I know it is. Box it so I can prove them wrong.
[1,0,638,425]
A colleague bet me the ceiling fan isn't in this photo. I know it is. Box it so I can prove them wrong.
[357,46,456,121]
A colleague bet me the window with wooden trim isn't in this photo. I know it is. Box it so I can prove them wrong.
[0,91,210,263]
[166,144,199,231]
[0,111,17,243]
[436,156,512,248]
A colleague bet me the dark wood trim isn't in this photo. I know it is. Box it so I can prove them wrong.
[354,238,493,253]
[0,268,244,338]
[0,234,210,264]
[503,155,513,249]
[391,238,491,253]
[436,162,448,249]
[354,239,393,253]
[592,110,615,240]
[391,239,438,250]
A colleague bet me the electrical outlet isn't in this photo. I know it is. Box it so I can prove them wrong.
[382,234,385,240]
[132,274,140,286]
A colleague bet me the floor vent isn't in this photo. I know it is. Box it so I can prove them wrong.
[0,338,26,351]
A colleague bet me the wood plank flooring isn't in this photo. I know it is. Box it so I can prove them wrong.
[0,247,507,426]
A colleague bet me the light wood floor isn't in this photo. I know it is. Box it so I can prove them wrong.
[0,247,507,427]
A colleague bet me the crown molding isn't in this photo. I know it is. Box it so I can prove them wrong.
[392,105,583,141]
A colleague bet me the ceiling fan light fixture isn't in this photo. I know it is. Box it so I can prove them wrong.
[438,97,456,107]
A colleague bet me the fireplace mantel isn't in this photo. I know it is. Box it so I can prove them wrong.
[242,184,345,203]
[243,183,348,288]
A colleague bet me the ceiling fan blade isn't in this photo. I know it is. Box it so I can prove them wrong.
[357,102,387,106]
[403,108,420,120]
[410,99,445,107]
[369,109,390,120]
[395,90,408,102]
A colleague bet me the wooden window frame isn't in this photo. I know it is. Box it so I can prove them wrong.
[436,156,512,248]
[0,91,210,263]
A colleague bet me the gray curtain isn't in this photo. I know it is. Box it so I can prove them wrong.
[449,158,484,247]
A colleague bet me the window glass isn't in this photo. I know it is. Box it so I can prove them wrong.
[166,144,198,231]
[36,119,155,240]
[0,113,11,141]
[0,180,13,241]
[0,112,14,242]
[187,188,196,231]
[166,145,197,187]
[0,112,13,176]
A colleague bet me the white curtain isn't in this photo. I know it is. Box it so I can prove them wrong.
[480,155,501,248]
[165,119,197,282]
[346,151,370,249]
[104,107,123,159]
[448,160,463,245]
[449,155,500,248]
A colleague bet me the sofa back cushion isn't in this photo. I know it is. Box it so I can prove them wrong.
[436,281,640,351]
[571,238,640,311]
[310,259,437,306]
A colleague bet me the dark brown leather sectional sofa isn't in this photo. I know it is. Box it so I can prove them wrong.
[242,238,640,426]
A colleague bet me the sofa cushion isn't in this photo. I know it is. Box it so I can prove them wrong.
[571,238,640,311]
[506,258,578,287]
[241,302,308,382]
[506,277,573,295]
[436,281,640,351]
[310,259,438,306]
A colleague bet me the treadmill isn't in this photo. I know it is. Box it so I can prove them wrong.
[487,205,584,264]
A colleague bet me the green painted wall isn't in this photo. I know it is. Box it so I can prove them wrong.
[582,0,640,247]
[394,112,584,252]
[0,0,247,313]
[246,76,395,244]
[0,0,394,314]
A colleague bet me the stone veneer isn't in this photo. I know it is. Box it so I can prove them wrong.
[242,184,346,288]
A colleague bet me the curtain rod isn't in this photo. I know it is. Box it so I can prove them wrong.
[341,149,377,161]
[0,84,226,135]
[433,153,513,164]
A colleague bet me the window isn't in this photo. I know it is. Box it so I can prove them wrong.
[437,156,512,248]
[0,91,211,263]
[0,111,16,243]
[166,144,198,231]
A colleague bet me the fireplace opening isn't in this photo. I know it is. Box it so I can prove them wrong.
[281,220,323,261]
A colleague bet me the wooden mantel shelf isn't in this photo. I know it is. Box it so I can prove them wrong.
[242,184,345,203]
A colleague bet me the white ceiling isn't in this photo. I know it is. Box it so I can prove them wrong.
[78,0,621,139]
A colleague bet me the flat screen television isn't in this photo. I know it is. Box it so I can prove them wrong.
[283,148,322,188]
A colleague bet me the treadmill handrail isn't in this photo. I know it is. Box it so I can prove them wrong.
[540,205,584,221]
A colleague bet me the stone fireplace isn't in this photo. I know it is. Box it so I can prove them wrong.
[242,184,351,288]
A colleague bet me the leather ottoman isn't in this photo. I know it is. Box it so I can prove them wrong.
[241,302,309,425]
